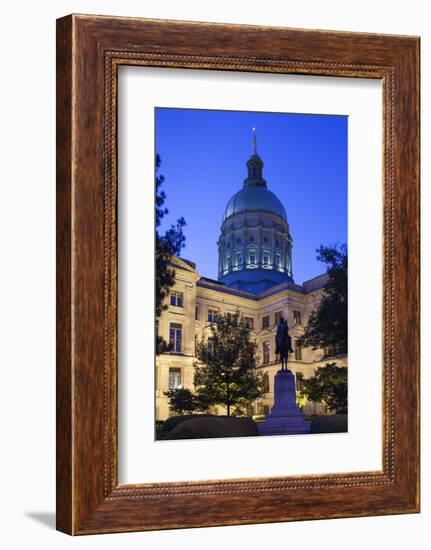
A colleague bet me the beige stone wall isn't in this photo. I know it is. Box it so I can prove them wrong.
[155,258,347,420]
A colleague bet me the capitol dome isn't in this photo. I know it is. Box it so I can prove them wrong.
[217,130,293,294]
[223,186,287,223]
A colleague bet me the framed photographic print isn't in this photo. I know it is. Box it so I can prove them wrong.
[56,14,420,534]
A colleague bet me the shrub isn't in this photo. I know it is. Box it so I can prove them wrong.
[162,414,214,434]
[162,416,258,440]
[163,387,196,415]
[310,414,347,434]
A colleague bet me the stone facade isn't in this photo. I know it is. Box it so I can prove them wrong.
[156,257,347,420]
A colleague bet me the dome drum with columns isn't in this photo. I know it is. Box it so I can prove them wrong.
[218,130,293,293]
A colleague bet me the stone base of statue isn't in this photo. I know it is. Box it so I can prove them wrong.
[258,369,311,436]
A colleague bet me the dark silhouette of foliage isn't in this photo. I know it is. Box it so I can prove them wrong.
[300,363,348,414]
[163,387,196,415]
[163,387,211,415]
[162,416,258,440]
[194,312,264,416]
[298,243,347,358]
[162,414,214,434]
[155,154,186,354]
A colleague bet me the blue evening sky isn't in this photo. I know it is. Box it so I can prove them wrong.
[156,108,347,284]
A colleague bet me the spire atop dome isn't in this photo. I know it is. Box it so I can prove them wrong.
[244,129,266,188]
[218,130,293,292]
[252,127,257,154]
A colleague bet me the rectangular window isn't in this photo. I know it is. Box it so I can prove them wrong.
[262,341,270,365]
[168,368,181,389]
[262,253,269,266]
[249,253,256,265]
[274,311,283,325]
[275,253,281,267]
[296,372,304,391]
[195,305,200,320]
[244,316,254,330]
[169,323,182,352]
[262,315,269,329]
[170,290,183,307]
[208,308,218,323]
[293,310,302,325]
[263,373,270,393]
[295,340,302,361]
[236,252,242,266]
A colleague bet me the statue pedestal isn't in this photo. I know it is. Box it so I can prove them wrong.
[258,369,311,436]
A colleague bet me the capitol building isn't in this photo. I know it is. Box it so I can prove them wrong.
[156,132,346,420]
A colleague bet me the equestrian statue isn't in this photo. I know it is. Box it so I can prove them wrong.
[275,315,294,371]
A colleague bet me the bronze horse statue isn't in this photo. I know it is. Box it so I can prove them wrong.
[275,316,294,371]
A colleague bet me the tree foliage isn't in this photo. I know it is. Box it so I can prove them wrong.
[194,312,264,416]
[163,387,196,415]
[300,363,348,414]
[155,154,186,354]
[299,243,347,358]
[163,387,212,415]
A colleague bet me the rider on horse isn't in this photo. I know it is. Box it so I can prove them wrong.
[275,315,294,370]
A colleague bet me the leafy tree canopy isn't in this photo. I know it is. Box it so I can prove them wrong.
[299,243,347,358]
[163,387,196,416]
[163,387,212,416]
[300,363,347,414]
[155,154,186,354]
[194,312,264,416]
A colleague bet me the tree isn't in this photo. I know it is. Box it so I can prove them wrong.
[194,312,264,416]
[299,243,347,358]
[163,387,196,415]
[300,363,348,414]
[163,387,211,415]
[155,154,186,354]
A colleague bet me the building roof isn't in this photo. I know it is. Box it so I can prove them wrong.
[197,271,328,300]
[222,129,288,224]
[222,186,287,223]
